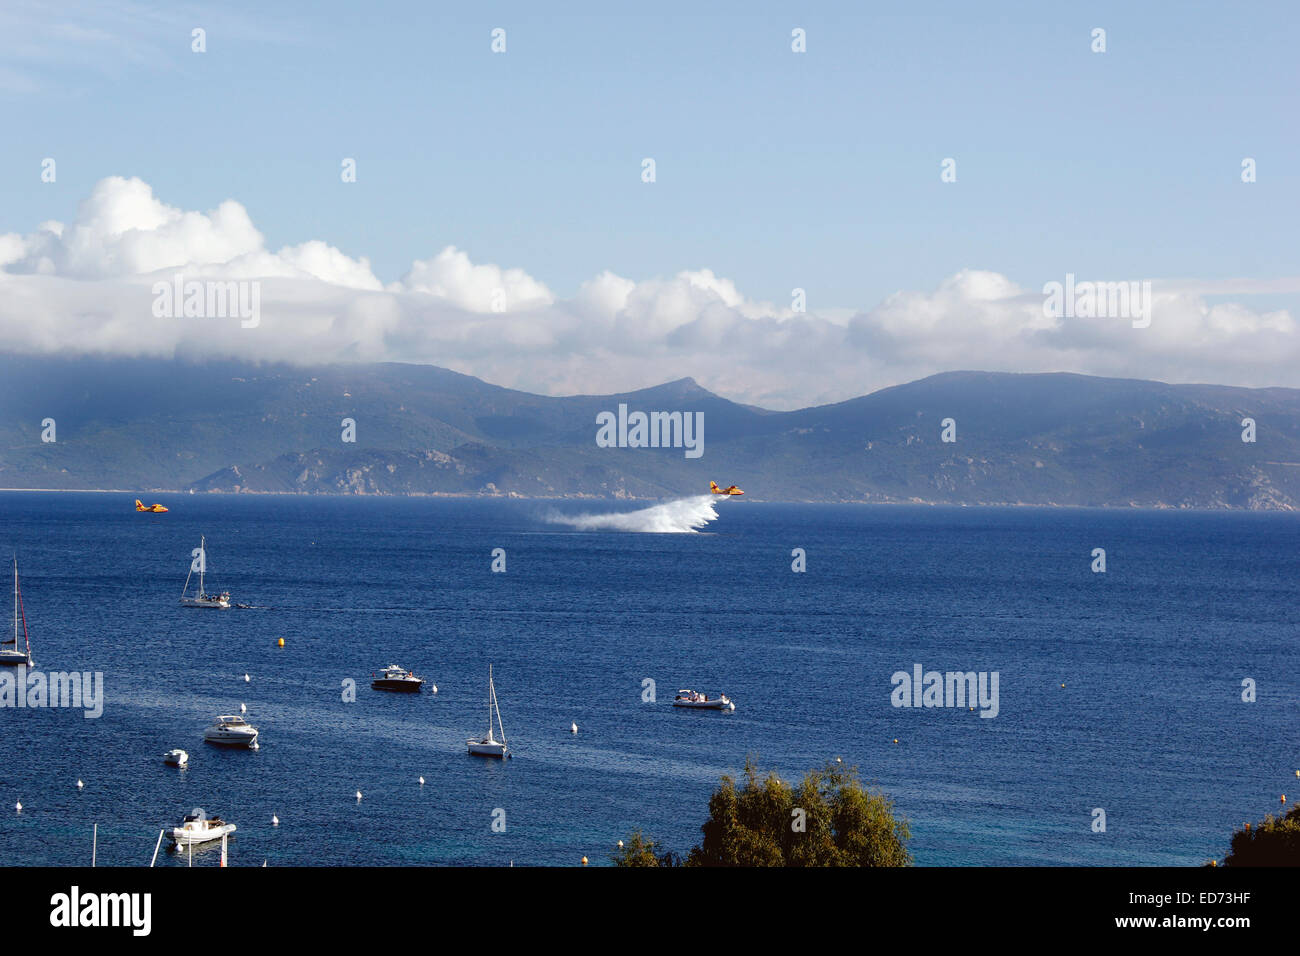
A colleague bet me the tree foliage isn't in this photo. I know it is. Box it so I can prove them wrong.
[610,829,680,867]
[1220,804,1300,866]
[613,757,910,867]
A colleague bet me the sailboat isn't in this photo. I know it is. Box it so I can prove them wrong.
[179,535,231,609]
[1,559,33,667]
[467,664,509,758]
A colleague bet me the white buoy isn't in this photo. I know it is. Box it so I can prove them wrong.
[77,779,84,790]
[356,790,362,802]
[244,674,250,683]
[570,722,578,734]
[272,814,279,826]
[729,702,736,711]
[14,800,21,813]
[239,703,246,713]
[618,840,624,848]
[418,776,425,786]
[835,756,842,764]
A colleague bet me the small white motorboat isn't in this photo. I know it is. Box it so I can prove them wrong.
[371,664,426,692]
[163,749,189,768]
[467,664,509,758]
[170,808,235,847]
[204,715,259,748]
[672,689,734,710]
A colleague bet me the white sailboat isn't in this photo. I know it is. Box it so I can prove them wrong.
[467,664,509,758]
[1,559,33,667]
[179,535,231,609]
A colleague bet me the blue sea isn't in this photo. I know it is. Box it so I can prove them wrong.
[0,491,1296,867]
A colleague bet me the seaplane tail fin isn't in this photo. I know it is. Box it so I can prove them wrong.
[135,499,146,511]
[710,481,720,493]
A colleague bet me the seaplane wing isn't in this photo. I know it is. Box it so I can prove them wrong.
[709,481,744,496]
[135,499,169,513]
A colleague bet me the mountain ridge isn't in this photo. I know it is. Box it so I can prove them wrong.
[1,355,1297,508]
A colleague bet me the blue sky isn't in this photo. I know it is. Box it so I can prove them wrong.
[3,0,1295,306]
[0,1,1296,406]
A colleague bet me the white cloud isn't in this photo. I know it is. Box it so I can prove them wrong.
[4,177,382,289]
[1,176,1297,410]
[574,270,636,319]
[393,246,553,312]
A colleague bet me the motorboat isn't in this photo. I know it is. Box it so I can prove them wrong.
[372,664,426,692]
[467,664,509,758]
[672,689,734,710]
[1,559,33,667]
[204,715,259,748]
[170,808,235,847]
[163,749,189,767]
[179,535,232,609]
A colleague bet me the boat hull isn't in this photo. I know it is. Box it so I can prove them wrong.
[180,598,230,609]
[204,731,258,748]
[0,651,31,666]
[468,740,507,758]
[672,699,732,710]
[372,678,424,692]
[171,823,235,846]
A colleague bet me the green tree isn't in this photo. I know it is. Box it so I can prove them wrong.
[614,757,910,867]
[1218,804,1300,866]
[610,829,679,867]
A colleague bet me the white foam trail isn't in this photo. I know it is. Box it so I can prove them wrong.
[548,494,724,533]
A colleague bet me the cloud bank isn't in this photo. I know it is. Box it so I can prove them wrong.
[1,176,1296,409]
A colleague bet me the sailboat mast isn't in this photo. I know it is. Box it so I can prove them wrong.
[198,536,205,596]
[11,560,15,645]
[488,666,506,745]
[16,565,30,662]
[495,683,506,746]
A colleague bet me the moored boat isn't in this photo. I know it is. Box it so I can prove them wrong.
[170,808,235,847]
[372,664,425,692]
[204,715,259,748]
[1,559,33,667]
[179,535,232,609]
[467,665,509,758]
[672,689,734,710]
